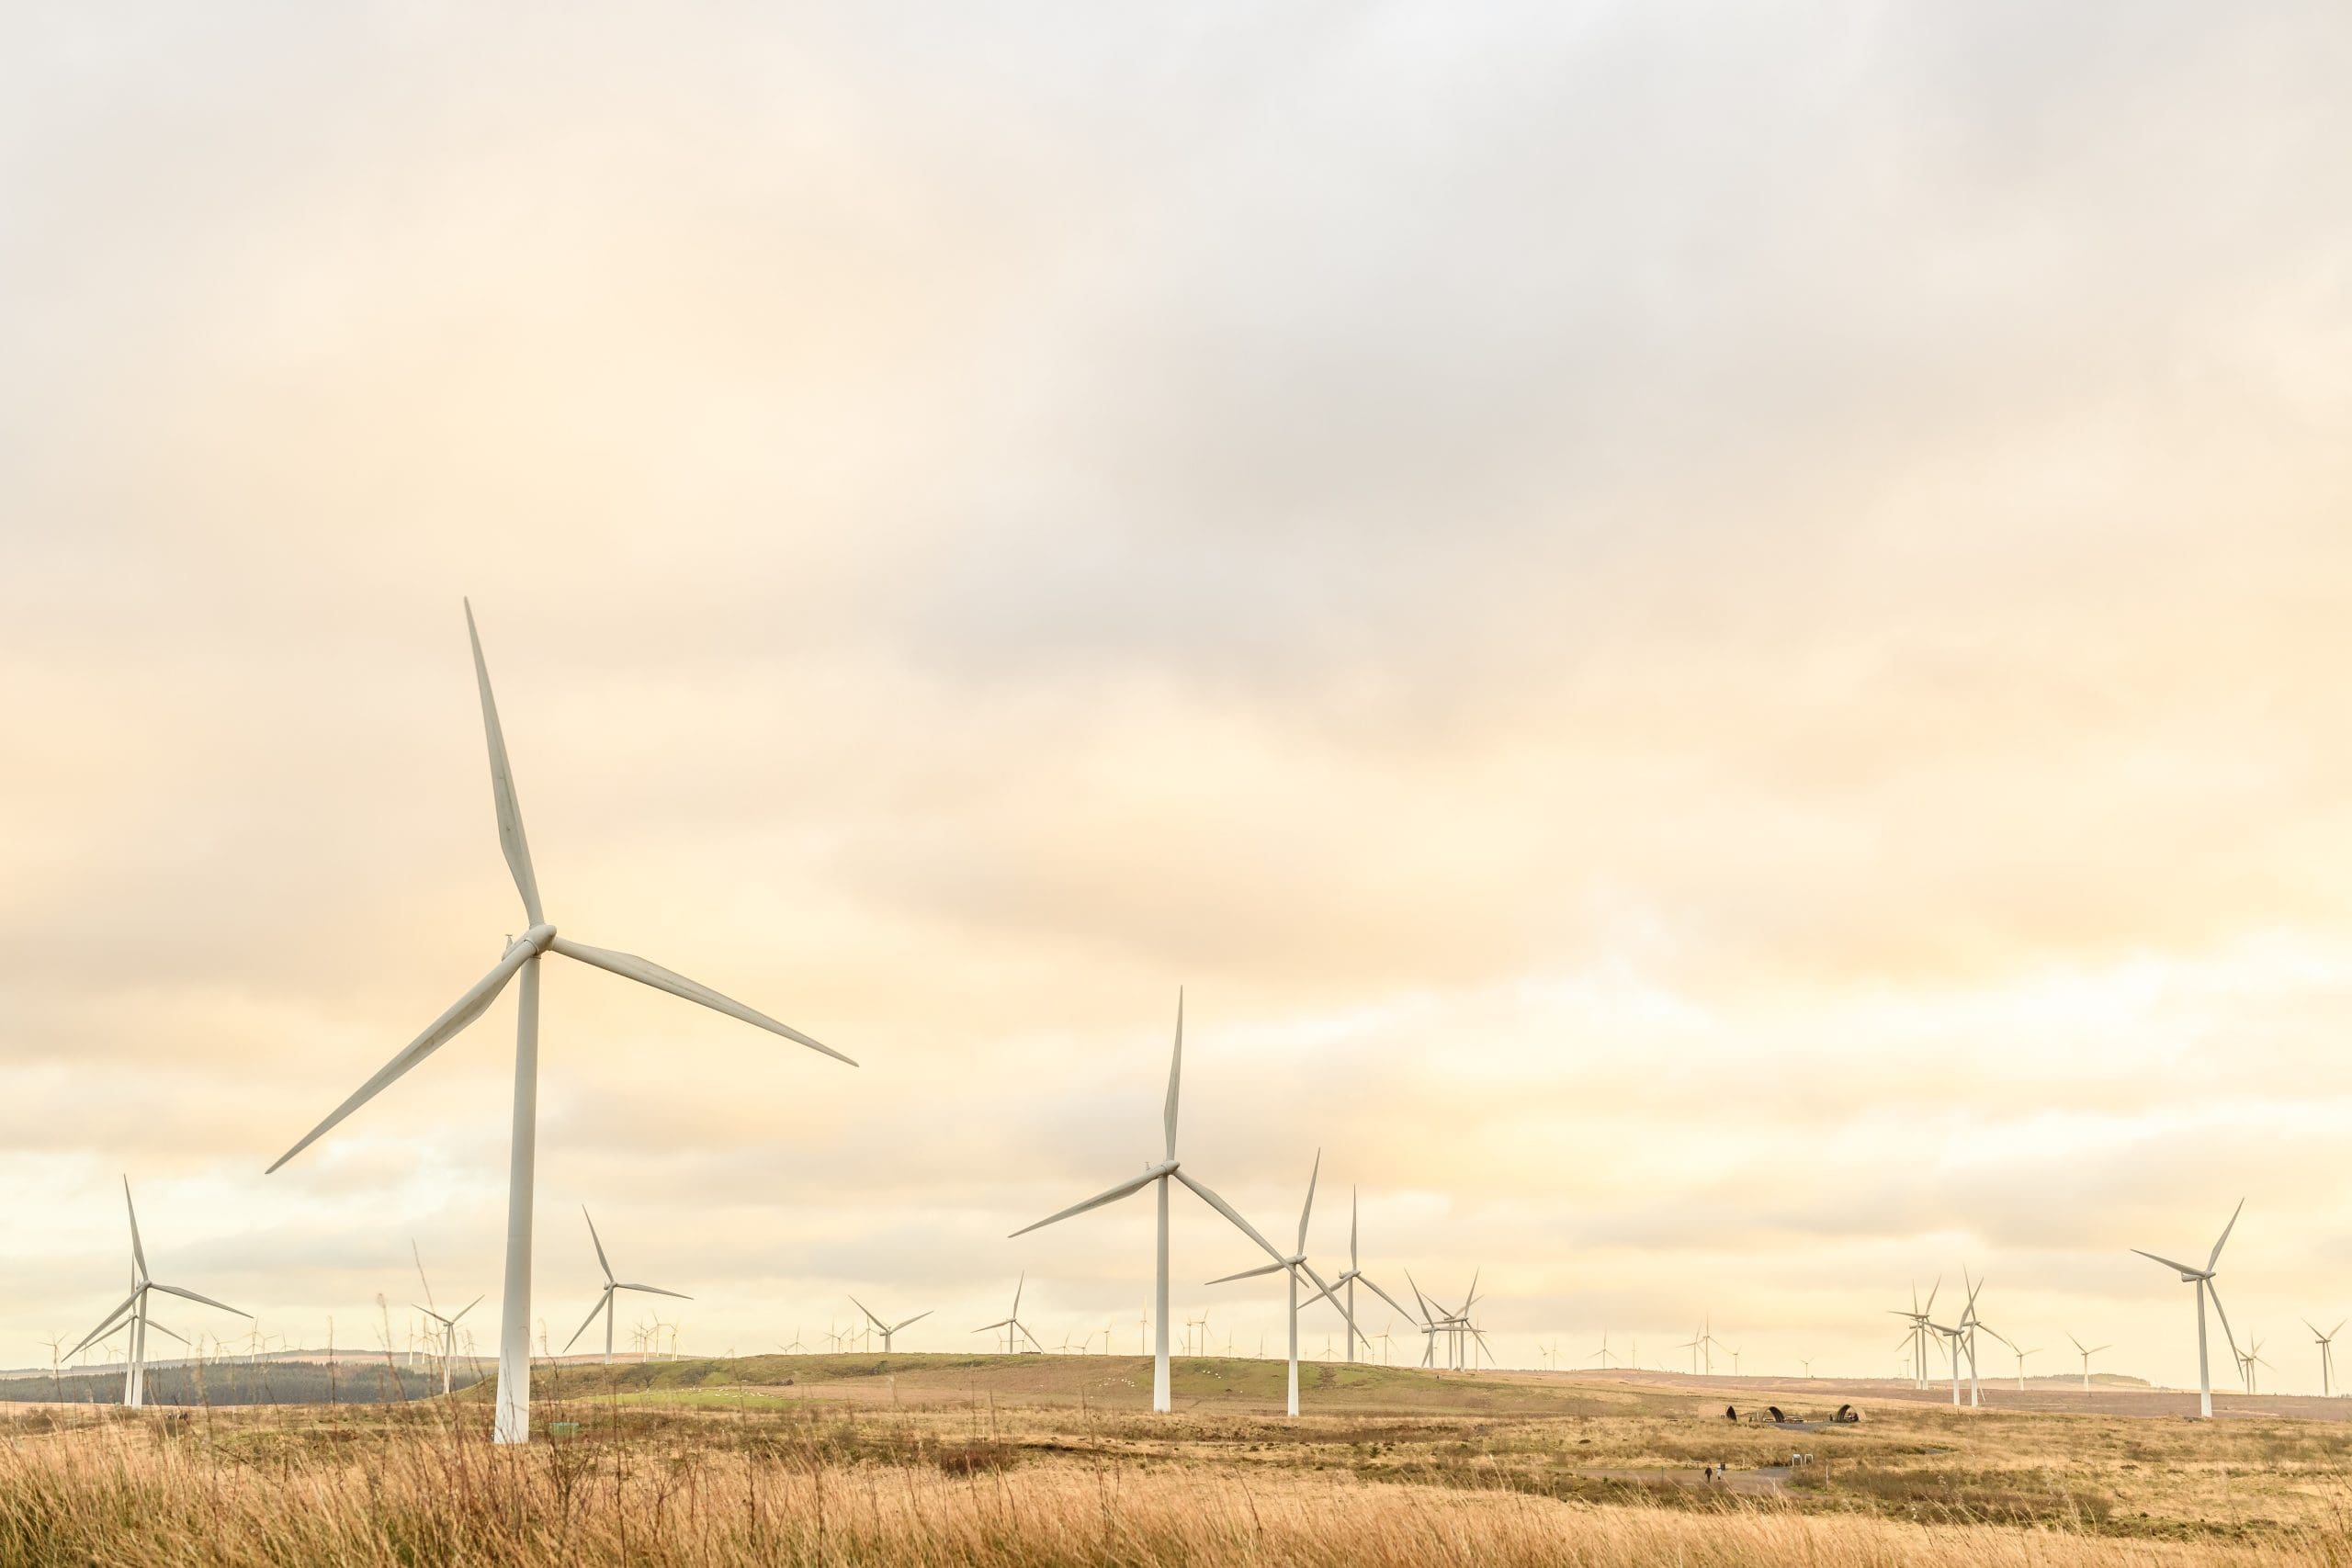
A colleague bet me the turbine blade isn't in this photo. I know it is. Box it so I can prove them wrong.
[1012,1271,1023,1316]
[452,1295,483,1325]
[1298,1261,1356,1342]
[563,1290,612,1353]
[68,1292,141,1359]
[122,1178,147,1280]
[1010,1167,1166,1237]
[549,936,854,1065]
[892,1311,933,1333]
[2131,1248,2203,1276]
[148,1282,246,1317]
[2205,1280,2244,1370]
[464,599,543,924]
[1204,1260,1289,1286]
[583,1206,614,1282]
[617,1284,692,1301]
[1296,1149,1320,1253]
[1173,1170,1286,1264]
[144,1319,189,1347]
[971,1319,1012,1334]
[2208,1197,2246,1271]
[1350,1188,1359,1270]
[266,945,530,1172]
[1164,988,1182,1162]
[849,1295,888,1333]
[1356,1274,1419,1326]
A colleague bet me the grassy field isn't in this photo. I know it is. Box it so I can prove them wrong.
[6,1354,2352,1565]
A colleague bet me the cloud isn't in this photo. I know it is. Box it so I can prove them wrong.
[4,1,2351,1390]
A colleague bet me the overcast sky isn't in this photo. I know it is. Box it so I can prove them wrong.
[4,1,2351,1388]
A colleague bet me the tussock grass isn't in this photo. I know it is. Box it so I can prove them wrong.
[6,1367,2352,1566]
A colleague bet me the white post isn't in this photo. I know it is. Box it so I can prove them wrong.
[1345,1279,1356,1363]
[1286,1268,1300,1417]
[1152,1175,1170,1413]
[494,958,540,1444]
[605,1297,615,1366]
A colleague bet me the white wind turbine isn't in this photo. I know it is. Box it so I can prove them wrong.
[1889,1279,1940,1391]
[68,1179,248,1408]
[849,1296,933,1353]
[563,1208,689,1365]
[1300,1189,1416,1363]
[266,603,853,1443]
[1204,1151,1357,1417]
[2132,1199,2245,1419]
[2238,1337,2273,1394]
[1589,1330,1615,1369]
[973,1274,1042,1354]
[1011,992,1288,1413]
[2306,1319,2345,1397]
[2066,1332,2110,1392]
[414,1297,483,1396]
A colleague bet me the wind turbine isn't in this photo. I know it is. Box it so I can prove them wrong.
[266,604,852,1442]
[850,1296,933,1354]
[1889,1280,1940,1391]
[2239,1337,2274,1394]
[974,1275,1041,1354]
[1588,1330,1615,1370]
[1205,1151,1357,1417]
[67,1179,247,1408]
[2066,1332,2110,1392]
[1010,993,1287,1413]
[1994,1335,2041,1391]
[2132,1199,2246,1419]
[2307,1319,2345,1397]
[413,1297,483,1396]
[1956,1273,1993,1406]
[1798,1356,1814,1378]
[1301,1189,1414,1362]
[562,1208,689,1365]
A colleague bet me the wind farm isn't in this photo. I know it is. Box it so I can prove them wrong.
[10,3,2352,1562]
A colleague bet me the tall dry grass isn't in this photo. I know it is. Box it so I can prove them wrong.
[1,1408,2345,1568]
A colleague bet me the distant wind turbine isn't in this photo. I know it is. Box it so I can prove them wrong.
[266,603,853,1443]
[850,1296,933,1354]
[2306,1318,2345,1397]
[1205,1150,1357,1417]
[68,1179,247,1408]
[1011,993,1288,1412]
[562,1208,689,1365]
[2132,1199,2246,1419]
[974,1275,1041,1355]
[2066,1333,2110,1392]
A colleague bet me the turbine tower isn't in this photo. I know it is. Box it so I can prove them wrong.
[1011,993,1287,1413]
[850,1296,933,1353]
[2306,1318,2345,1397]
[2132,1199,2245,1419]
[266,603,854,1443]
[2066,1332,2110,1393]
[563,1208,689,1365]
[68,1179,248,1407]
[1204,1151,1357,1417]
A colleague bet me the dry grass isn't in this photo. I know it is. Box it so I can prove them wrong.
[6,1362,2352,1566]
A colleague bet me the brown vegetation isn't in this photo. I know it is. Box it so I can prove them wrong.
[4,1359,2351,1565]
